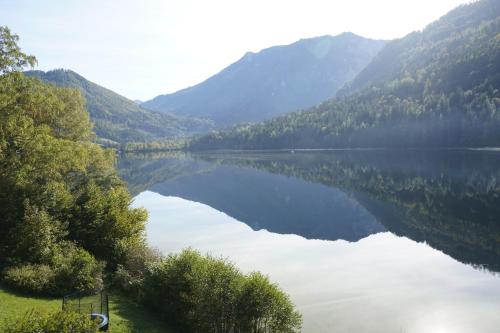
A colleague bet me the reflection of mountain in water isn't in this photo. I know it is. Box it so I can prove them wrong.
[149,166,385,242]
[204,150,500,273]
[118,152,215,196]
[119,150,500,273]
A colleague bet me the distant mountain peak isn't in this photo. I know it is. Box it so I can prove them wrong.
[188,0,500,151]
[143,33,387,126]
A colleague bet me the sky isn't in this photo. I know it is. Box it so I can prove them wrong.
[1,0,471,101]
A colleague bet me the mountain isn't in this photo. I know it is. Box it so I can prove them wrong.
[189,0,500,150]
[143,33,387,126]
[24,69,214,143]
[339,0,500,96]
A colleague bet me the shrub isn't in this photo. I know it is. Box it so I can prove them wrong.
[3,243,103,296]
[112,244,160,299]
[140,248,302,333]
[141,248,204,330]
[1,310,98,333]
[50,243,104,295]
[3,264,55,294]
[11,201,65,264]
[236,272,302,333]
[69,183,148,269]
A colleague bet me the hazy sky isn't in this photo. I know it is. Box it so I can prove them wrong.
[1,0,470,100]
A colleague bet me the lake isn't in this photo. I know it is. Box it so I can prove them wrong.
[119,150,500,333]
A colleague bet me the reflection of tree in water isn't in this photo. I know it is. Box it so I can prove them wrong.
[204,150,500,273]
[123,152,386,242]
[119,150,500,273]
[118,152,216,196]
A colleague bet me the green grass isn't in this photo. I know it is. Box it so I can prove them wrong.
[0,286,174,333]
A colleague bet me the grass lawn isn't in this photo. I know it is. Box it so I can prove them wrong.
[0,285,174,333]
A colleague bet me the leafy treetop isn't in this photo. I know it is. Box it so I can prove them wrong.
[0,26,36,74]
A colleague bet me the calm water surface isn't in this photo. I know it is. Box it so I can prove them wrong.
[119,150,500,333]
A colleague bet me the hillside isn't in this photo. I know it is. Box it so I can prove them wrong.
[143,33,386,126]
[189,0,500,150]
[339,0,500,96]
[25,69,214,143]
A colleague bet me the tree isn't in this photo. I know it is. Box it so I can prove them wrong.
[0,26,36,74]
[0,27,147,295]
[140,249,302,333]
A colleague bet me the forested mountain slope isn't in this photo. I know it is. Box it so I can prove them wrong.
[143,33,386,126]
[339,0,500,95]
[25,69,213,143]
[189,0,500,149]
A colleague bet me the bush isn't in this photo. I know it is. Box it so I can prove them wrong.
[1,310,98,333]
[50,243,104,295]
[140,248,302,333]
[237,272,302,333]
[69,183,148,269]
[112,244,160,299]
[3,264,55,294]
[11,201,64,264]
[3,243,103,296]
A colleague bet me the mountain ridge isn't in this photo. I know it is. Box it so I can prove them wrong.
[338,0,500,96]
[143,33,387,126]
[25,69,214,143]
[188,0,500,150]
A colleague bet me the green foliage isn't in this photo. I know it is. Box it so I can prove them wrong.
[49,244,104,295]
[1,310,98,333]
[189,0,500,150]
[4,243,104,296]
[0,28,147,296]
[12,201,63,263]
[139,249,302,333]
[237,273,302,333]
[24,69,214,143]
[69,182,148,268]
[0,72,147,270]
[0,27,36,75]
[113,244,161,296]
[3,265,56,295]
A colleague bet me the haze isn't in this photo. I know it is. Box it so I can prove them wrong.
[1,0,470,100]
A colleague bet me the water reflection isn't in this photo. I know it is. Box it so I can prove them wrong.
[133,191,500,333]
[119,150,500,273]
[153,165,384,242]
[121,150,500,332]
